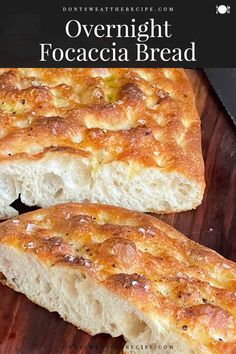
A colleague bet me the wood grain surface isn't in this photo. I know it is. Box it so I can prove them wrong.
[0,69,235,354]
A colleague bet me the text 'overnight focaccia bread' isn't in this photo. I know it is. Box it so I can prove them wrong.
[0,68,205,218]
[0,203,236,354]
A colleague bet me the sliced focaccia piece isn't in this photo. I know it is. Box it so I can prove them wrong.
[0,68,204,218]
[0,203,236,354]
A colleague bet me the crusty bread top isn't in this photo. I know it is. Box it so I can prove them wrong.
[0,68,204,183]
[1,203,236,352]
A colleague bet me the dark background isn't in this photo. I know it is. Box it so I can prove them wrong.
[0,0,235,67]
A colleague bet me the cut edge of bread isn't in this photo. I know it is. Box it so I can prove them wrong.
[0,156,204,219]
[0,245,197,354]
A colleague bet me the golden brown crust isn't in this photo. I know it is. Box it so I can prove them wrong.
[0,68,204,184]
[0,203,236,352]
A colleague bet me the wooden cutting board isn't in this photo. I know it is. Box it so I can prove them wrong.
[0,69,236,354]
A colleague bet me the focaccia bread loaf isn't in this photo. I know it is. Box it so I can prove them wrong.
[0,68,204,218]
[0,203,236,354]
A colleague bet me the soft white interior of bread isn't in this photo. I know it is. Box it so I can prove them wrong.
[0,206,18,219]
[0,156,202,219]
[0,244,196,354]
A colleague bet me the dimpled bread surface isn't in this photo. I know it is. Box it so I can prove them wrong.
[0,68,204,218]
[0,203,236,354]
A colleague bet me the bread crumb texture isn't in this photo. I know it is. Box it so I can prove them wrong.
[0,68,205,217]
[0,203,236,354]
